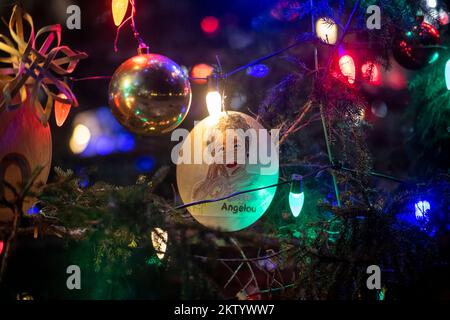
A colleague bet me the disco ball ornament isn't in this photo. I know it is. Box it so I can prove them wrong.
[176,112,279,232]
[108,54,192,136]
[392,22,441,70]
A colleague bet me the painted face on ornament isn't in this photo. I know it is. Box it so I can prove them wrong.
[175,112,280,232]
[192,116,254,200]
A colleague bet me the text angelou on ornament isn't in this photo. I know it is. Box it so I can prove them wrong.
[221,202,257,214]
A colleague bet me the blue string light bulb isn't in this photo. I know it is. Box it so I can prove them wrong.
[414,200,431,223]
[289,174,304,218]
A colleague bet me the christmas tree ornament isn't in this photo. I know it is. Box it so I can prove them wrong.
[112,0,129,26]
[0,6,86,126]
[289,174,304,218]
[0,101,52,222]
[54,93,72,127]
[392,22,441,70]
[108,53,192,136]
[315,17,338,45]
[151,228,168,260]
[176,112,279,232]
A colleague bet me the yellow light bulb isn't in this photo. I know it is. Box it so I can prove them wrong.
[315,17,338,45]
[151,228,168,260]
[112,0,129,26]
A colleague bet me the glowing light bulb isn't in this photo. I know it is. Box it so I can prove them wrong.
[69,124,91,154]
[0,240,4,255]
[206,91,222,117]
[339,55,356,84]
[151,228,168,260]
[54,93,71,127]
[445,59,450,90]
[438,9,449,25]
[316,17,338,45]
[415,200,431,222]
[112,0,129,26]
[289,174,304,217]
[289,191,305,218]
[361,62,381,86]
[426,0,437,8]
[428,52,439,64]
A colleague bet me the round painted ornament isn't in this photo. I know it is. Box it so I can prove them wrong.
[392,22,441,70]
[108,53,192,136]
[0,102,52,222]
[176,112,279,232]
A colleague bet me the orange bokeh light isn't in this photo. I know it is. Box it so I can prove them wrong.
[191,64,214,84]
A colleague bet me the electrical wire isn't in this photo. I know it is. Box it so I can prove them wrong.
[174,165,332,210]
[174,164,407,211]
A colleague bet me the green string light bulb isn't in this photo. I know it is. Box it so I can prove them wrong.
[289,174,304,218]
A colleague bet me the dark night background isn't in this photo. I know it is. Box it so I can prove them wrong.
[0,0,448,299]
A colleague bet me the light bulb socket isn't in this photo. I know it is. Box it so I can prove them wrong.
[137,45,150,55]
[290,174,303,194]
[207,73,221,91]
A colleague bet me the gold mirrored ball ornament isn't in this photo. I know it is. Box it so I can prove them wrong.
[108,54,192,136]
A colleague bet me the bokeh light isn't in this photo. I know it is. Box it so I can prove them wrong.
[69,107,136,157]
[371,100,388,118]
[201,16,219,34]
[136,156,156,173]
[70,124,91,154]
[191,63,214,84]
[270,0,301,22]
[246,64,269,78]
[230,92,247,110]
